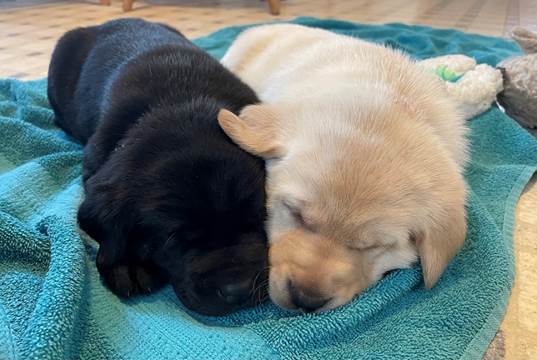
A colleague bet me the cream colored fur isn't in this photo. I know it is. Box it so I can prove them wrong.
[219,24,468,312]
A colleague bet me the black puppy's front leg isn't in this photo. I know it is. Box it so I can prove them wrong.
[78,191,166,297]
[96,241,166,297]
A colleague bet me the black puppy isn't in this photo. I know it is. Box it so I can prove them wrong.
[48,18,268,315]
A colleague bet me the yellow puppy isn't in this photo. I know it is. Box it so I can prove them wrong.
[219,24,468,313]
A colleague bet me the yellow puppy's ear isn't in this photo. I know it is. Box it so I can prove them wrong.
[415,205,467,289]
[217,105,284,159]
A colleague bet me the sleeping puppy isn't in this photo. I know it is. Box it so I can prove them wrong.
[219,24,468,313]
[47,18,268,316]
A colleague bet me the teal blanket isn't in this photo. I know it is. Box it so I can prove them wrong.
[1,17,536,360]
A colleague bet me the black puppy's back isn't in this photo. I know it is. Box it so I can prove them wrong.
[48,18,259,180]
[48,18,192,143]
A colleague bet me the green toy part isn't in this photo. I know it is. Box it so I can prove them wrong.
[435,64,463,82]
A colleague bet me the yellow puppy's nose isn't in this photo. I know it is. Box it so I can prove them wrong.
[287,279,331,313]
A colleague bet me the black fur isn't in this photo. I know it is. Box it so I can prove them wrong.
[48,18,268,315]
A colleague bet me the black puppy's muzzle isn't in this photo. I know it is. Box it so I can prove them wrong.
[216,277,254,304]
[172,260,269,316]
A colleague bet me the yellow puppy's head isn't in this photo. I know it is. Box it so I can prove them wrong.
[218,102,467,313]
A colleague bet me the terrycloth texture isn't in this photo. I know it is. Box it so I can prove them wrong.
[0,17,535,360]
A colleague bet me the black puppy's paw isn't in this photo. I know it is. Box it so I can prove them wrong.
[103,263,166,297]
[97,249,165,297]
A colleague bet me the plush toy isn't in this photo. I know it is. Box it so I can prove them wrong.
[497,27,537,128]
[419,55,504,120]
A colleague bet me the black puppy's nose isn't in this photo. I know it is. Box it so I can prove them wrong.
[217,278,253,304]
[289,281,330,313]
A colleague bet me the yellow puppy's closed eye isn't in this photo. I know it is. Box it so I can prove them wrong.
[348,242,381,251]
[282,199,317,232]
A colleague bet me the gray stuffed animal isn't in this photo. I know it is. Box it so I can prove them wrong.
[497,27,537,128]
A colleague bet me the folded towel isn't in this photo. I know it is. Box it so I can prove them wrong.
[1,17,535,360]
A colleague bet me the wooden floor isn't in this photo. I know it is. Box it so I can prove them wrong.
[0,0,536,358]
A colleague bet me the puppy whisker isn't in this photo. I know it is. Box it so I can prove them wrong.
[162,231,176,249]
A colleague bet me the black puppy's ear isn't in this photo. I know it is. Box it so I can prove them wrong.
[77,197,106,243]
[77,174,137,263]
[78,192,130,267]
[78,187,160,297]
